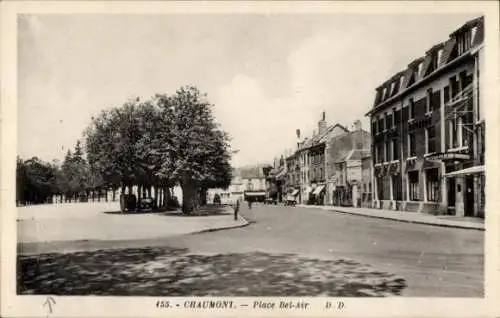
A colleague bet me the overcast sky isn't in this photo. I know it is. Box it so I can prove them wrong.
[18,13,479,167]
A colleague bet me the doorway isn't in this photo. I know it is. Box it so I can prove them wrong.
[465,175,475,217]
[447,177,456,214]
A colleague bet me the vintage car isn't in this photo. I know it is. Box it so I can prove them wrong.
[284,194,296,206]
[264,197,278,205]
[137,197,156,211]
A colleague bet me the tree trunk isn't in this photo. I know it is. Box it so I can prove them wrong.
[121,184,126,197]
[97,188,101,202]
[200,187,207,206]
[181,181,196,214]
[105,189,108,202]
[113,188,117,201]
[153,186,158,208]
[138,185,142,201]
[147,186,152,198]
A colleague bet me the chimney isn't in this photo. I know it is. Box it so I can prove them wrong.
[318,111,327,135]
[351,120,363,150]
[296,129,301,149]
[354,120,362,131]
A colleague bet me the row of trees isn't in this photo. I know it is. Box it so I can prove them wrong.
[84,86,232,214]
[16,142,110,205]
[17,86,233,214]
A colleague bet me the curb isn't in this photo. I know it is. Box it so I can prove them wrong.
[191,215,251,234]
[297,205,484,231]
[327,209,485,231]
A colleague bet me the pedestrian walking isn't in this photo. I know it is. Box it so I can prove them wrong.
[247,199,252,210]
[234,198,240,220]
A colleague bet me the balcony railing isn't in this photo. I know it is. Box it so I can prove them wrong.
[447,83,473,107]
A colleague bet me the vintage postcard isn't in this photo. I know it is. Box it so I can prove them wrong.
[1,1,499,317]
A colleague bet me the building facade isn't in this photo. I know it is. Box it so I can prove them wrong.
[367,16,484,217]
[360,155,373,208]
[325,121,371,206]
[294,113,348,204]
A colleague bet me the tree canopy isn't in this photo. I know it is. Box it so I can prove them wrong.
[83,86,233,213]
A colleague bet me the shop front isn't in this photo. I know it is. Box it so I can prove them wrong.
[244,190,266,203]
[444,165,484,218]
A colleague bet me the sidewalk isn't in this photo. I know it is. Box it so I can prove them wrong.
[18,202,249,245]
[297,204,484,230]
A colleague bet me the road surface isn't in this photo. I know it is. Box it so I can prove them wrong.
[153,204,484,297]
[18,203,484,297]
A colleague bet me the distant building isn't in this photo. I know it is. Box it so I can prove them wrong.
[325,120,371,206]
[366,16,484,217]
[360,155,373,208]
[295,112,348,204]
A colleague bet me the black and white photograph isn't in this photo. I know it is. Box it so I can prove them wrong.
[1,1,499,318]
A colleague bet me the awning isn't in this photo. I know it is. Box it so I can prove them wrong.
[313,185,325,195]
[444,165,484,177]
[245,191,266,196]
[425,152,470,161]
[291,189,299,196]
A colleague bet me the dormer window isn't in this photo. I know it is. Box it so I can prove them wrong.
[471,26,478,45]
[399,76,405,90]
[437,49,443,66]
[390,82,395,96]
[382,87,387,100]
[417,63,423,77]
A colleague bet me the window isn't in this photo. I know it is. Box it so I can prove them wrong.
[399,76,405,90]
[372,120,378,135]
[408,171,420,201]
[426,126,436,154]
[450,76,459,98]
[386,113,392,130]
[418,63,423,76]
[394,109,401,126]
[409,99,415,120]
[448,118,460,149]
[392,174,403,201]
[382,88,387,100]
[392,139,400,160]
[437,49,443,66]
[379,143,384,163]
[458,117,465,147]
[377,177,384,200]
[385,141,390,162]
[381,116,386,132]
[426,88,432,113]
[426,168,440,202]
[408,133,416,157]
[471,26,478,44]
[432,90,441,111]
[402,106,409,122]
[444,86,450,104]
[390,82,395,96]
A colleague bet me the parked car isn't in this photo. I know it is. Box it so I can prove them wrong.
[264,197,277,205]
[120,194,137,212]
[137,197,156,211]
[284,195,296,206]
[213,193,221,205]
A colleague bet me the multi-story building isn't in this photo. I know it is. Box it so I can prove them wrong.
[325,120,371,205]
[284,150,301,202]
[367,16,484,217]
[295,113,348,204]
[360,155,373,208]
